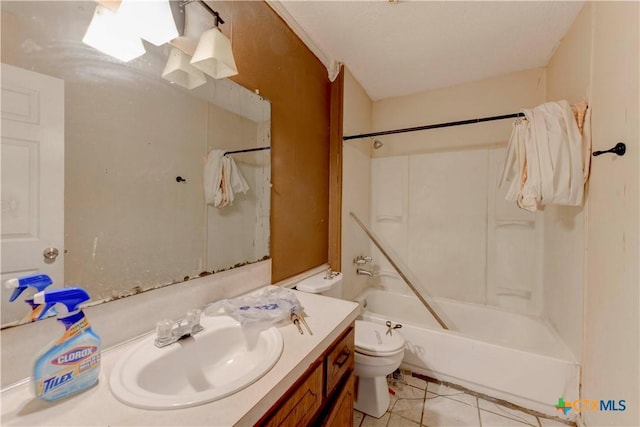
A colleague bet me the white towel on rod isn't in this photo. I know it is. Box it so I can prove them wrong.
[499,100,589,212]
[204,150,250,208]
[227,156,250,196]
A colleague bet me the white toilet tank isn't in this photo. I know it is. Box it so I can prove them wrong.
[296,271,343,298]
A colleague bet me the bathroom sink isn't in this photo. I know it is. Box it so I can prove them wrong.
[109,315,283,410]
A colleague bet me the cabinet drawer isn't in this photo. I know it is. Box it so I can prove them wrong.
[263,362,323,427]
[325,327,354,396]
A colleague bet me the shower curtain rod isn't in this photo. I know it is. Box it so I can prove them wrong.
[223,146,270,156]
[342,112,524,141]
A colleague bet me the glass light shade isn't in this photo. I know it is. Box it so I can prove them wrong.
[117,0,178,46]
[190,28,238,79]
[82,5,145,62]
[169,1,208,56]
[162,48,207,90]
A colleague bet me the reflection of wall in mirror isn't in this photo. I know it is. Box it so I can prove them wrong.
[205,104,271,272]
[64,77,208,300]
[65,87,269,301]
[0,0,271,311]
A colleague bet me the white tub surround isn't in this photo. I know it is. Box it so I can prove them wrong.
[357,289,579,420]
[1,290,359,426]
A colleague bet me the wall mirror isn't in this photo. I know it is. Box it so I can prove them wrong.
[1,1,271,327]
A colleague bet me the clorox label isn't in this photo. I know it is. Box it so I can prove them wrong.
[52,346,98,366]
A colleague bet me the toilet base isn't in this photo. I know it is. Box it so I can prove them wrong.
[354,375,389,418]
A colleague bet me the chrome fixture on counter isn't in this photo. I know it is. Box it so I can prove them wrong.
[155,309,204,348]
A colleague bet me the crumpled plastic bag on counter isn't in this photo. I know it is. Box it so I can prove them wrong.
[204,286,302,326]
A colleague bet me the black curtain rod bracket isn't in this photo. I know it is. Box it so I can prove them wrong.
[181,0,225,25]
[593,142,626,157]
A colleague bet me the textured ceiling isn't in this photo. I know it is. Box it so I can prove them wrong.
[278,1,585,100]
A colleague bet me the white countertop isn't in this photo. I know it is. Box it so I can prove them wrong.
[1,290,360,426]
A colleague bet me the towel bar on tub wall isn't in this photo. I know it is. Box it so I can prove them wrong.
[593,142,626,157]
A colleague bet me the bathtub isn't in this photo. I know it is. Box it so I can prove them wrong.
[356,289,579,419]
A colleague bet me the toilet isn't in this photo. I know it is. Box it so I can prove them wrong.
[296,271,406,418]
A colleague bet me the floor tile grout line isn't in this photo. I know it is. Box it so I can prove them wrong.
[478,398,538,427]
[359,375,575,427]
[387,396,425,425]
[479,404,539,426]
[414,373,576,426]
[420,382,427,426]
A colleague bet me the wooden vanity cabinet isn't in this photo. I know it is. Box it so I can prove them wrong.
[258,325,355,427]
[323,375,355,427]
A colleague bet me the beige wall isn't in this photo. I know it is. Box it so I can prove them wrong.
[585,2,639,426]
[544,2,593,363]
[549,3,639,425]
[341,67,373,300]
[371,68,547,156]
[549,2,639,424]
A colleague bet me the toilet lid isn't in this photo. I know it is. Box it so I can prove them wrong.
[355,320,405,357]
[295,273,341,293]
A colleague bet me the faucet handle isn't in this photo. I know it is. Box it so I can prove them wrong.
[185,309,202,327]
[353,255,373,265]
[325,265,334,280]
[156,319,173,342]
[185,309,204,335]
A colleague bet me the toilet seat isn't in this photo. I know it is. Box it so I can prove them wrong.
[355,320,405,357]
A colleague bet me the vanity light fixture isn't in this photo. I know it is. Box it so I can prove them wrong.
[82,4,146,62]
[162,47,207,89]
[170,0,209,56]
[83,0,179,62]
[116,0,179,46]
[189,4,238,79]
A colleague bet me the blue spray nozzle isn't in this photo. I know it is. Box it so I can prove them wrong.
[5,274,53,302]
[33,287,90,320]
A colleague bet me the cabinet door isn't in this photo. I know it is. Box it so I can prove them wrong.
[263,363,323,427]
[323,374,355,427]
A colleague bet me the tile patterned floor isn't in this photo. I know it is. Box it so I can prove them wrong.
[353,375,575,427]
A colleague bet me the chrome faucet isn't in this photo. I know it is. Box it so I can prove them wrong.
[325,266,333,280]
[325,266,340,280]
[356,268,374,277]
[155,309,204,348]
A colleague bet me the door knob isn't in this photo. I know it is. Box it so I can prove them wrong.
[43,247,59,261]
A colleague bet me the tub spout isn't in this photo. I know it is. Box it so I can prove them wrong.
[356,268,374,277]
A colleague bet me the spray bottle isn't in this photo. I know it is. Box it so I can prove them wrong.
[32,287,101,401]
[4,274,57,322]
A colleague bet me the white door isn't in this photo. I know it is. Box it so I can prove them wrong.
[1,63,64,325]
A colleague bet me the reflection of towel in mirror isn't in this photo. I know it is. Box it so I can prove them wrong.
[204,150,250,207]
[499,100,591,212]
